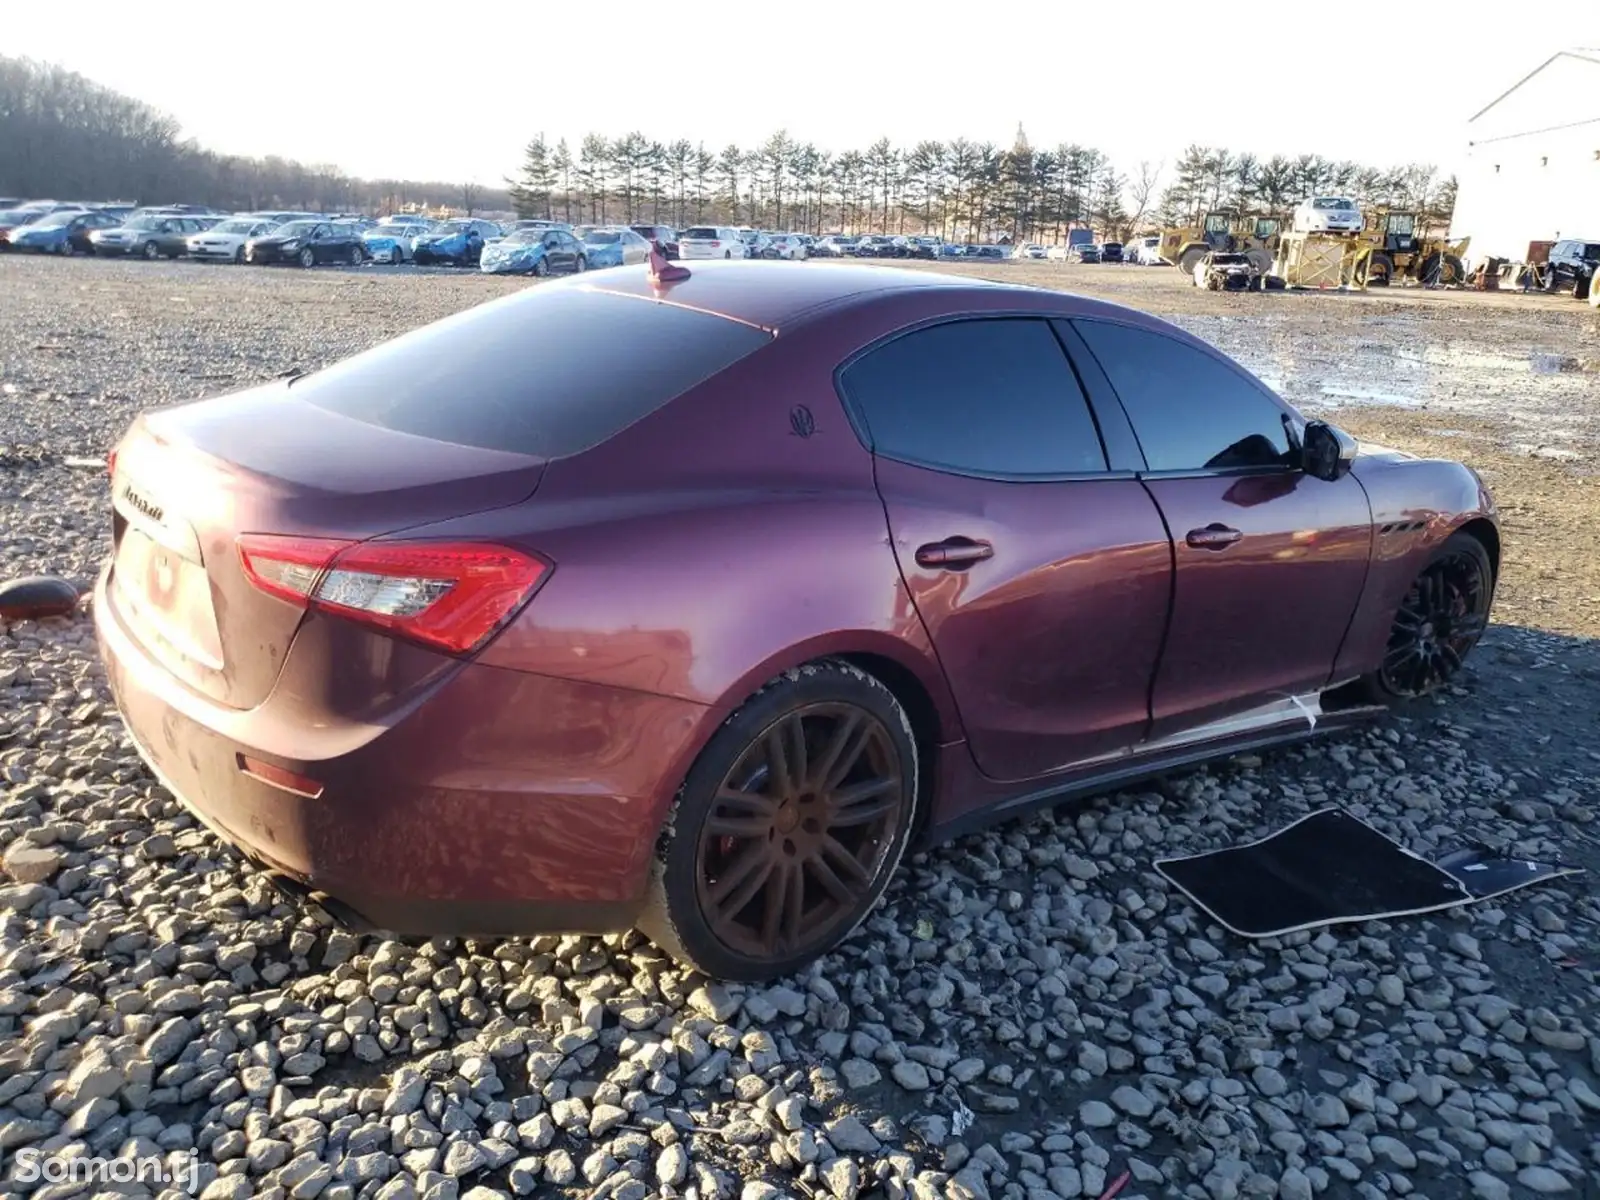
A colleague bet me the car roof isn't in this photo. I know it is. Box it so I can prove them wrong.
[580,260,1074,331]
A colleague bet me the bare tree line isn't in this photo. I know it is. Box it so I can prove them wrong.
[510,127,1458,241]
[1159,146,1457,231]
[0,54,1456,239]
[0,56,508,215]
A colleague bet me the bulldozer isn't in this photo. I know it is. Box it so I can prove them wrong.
[1347,209,1471,287]
[1158,213,1279,275]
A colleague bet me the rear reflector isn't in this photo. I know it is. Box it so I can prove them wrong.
[237,535,549,655]
[238,754,324,798]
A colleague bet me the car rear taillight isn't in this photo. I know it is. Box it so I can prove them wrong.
[236,534,549,655]
[709,240,720,247]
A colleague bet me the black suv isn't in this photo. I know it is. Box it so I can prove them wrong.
[1543,239,1600,298]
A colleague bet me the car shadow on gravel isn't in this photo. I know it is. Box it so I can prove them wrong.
[829,619,1599,1198]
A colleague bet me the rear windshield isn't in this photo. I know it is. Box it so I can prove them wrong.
[291,287,773,458]
[684,227,718,238]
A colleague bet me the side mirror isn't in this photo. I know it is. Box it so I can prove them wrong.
[1302,420,1358,481]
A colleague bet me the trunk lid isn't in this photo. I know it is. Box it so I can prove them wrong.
[108,380,546,710]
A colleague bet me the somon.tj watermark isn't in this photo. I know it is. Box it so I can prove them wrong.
[6,1147,201,1194]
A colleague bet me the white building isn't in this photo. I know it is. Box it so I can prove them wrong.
[1451,49,1600,264]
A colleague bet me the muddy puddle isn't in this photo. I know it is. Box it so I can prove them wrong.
[1167,310,1600,460]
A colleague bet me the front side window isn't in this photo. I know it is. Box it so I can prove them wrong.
[839,319,1108,479]
[1074,320,1292,473]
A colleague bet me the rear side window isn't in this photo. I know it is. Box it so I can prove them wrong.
[292,288,772,458]
[1074,319,1291,473]
[839,318,1108,478]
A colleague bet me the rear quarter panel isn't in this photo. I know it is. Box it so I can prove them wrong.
[410,313,970,828]
[1333,446,1499,681]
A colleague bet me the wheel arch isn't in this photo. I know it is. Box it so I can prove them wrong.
[671,635,963,847]
[713,632,962,751]
[1453,516,1500,581]
[833,649,945,840]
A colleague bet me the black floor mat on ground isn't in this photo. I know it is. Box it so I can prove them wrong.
[1155,807,1581,938]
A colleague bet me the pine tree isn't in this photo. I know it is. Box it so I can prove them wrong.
[507,135,555,219]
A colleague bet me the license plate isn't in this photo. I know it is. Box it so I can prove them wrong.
[112,529,224,670]
[111,473,223,670]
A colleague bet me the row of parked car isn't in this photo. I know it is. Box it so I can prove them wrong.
[1007,235,1167,264]
[0,200,678,275]
[0,196,1156,277]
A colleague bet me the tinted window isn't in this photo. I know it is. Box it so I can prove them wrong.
[293,287,772,458]
[1074,320,1291,473]
[840,319,1107,478]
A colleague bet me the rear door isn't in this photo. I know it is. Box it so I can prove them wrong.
[1070,318,1373,736]
[843,316,1173,785]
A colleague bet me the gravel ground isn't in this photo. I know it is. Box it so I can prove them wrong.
[1,254,1598,1200]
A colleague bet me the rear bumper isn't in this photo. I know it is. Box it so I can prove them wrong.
[94,565,712,936]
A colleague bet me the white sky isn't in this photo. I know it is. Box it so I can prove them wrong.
[11,1,1600,188]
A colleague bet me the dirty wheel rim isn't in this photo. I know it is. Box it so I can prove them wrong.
[695,703,905,962]
[1380,550,1489,697]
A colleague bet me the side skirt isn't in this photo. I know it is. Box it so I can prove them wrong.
[920,690,1389,849]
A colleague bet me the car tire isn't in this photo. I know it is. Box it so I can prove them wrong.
[1177,245,1209,275]
[637,659,920,982]
[142,241,160,261]
[348,245,362,266]
[575,255,587,273]
[299,247,316,269]
[233,247,246,264]
[1361,531,1493,704]
[533,258,549,277]
[1366,253,1393,287]
[724,250,731,259]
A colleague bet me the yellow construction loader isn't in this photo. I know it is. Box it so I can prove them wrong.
[1349,210,1471,287]
[1158,213,1279,275]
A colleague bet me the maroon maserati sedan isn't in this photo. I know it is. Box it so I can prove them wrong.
[96,262,1498,980]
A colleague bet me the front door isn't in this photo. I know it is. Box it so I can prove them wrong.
[1071,318,1373,736]
[548,233,572,271]
[841,316,1174,786]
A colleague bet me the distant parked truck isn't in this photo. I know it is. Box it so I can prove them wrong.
[1066,227,1097,256]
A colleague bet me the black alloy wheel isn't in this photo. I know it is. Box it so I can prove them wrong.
[1375,533,1492,699]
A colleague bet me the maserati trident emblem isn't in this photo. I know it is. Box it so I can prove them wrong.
[121,485,164,524]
